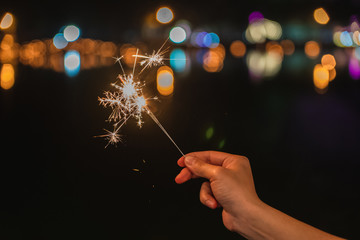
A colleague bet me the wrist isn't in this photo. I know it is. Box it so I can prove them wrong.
[232,199,270,238]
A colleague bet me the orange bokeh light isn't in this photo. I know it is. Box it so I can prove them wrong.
[157,66,174,96]
[305,41,320,59]
[314,8,330,25]
[321,54,336,70]
[1,63,15,90]
[229,40,246,58]
[280,39,295,55]
[313,64,329,89]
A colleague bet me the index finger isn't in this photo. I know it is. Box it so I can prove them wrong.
[177,151,234,167]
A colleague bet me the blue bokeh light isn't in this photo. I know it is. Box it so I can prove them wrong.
[64,50,81,77]
[53,33,68,49]
[170,48,187,72]
[203,32,220,48]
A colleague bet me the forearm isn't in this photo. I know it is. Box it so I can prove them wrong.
[235,201,345,240]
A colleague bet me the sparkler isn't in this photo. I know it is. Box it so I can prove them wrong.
[97,41,185,156]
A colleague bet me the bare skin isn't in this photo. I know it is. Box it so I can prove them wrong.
[175,151,345,240]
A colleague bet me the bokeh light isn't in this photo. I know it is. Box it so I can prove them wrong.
[0,12,14,30]
[156,7,174,24]
[64,50,81,77]
[340,31,353,47]
[53,33,68,49]
[203,32,220,48]
[170,48,186,72]
[229,40,246,58]
[304,41,320,59]
[63,25,80,42]
[321,54,336,70]
[280,40,295,56]
[169,26,186,44]
[248,11,264,23]
[314,8,330,24]
[313,64,329,89]
[157,66,174,96]
[194,31,207,47]
[349,57,360,80]
[203,44,225,73]
[0,64,15,90]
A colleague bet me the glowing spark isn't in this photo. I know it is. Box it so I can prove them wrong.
[97,41,184,156]
[96,128,122,148]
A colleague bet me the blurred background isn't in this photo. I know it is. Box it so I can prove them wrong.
[1,0,360,239]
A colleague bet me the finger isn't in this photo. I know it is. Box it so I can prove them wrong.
[177,156,186,167]
[175,167,193,184]
[184,155,222,180]
[200,181,218,209]
[186,151,234,166]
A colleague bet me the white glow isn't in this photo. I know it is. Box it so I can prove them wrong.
[169,26,186,43]
[156,7,174,24]
[63,25,80,42]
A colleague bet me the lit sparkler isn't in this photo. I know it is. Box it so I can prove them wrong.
[97,43,184,156]
[132,38,170,74]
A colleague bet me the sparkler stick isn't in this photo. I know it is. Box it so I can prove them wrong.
[145,106,185,156]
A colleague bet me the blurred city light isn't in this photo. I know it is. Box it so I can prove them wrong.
[203,44,225,73]
[321,54,336,70]
[280,40,295,56]
[245,18,282,43]
[229,40,246,58]
[194,31,207,47]
[248,11,264,23]
[353,31,360,46]
[63,25,80,42]
[349,56,360,80]
[170,48,186,72]
[157,66,174,96]
[340,31,353,47]
[53,33,68,49]
[0,63,15,90]
[203,32,220,48]
[264,19,282,40]
[246,50,282,78]
[313,64,329,89]
[169,26,186,43]
[64,50,80,77]
[156,7,174,24]
[304,41,320,59]
[0,12,14,30]
[314,8,330,25]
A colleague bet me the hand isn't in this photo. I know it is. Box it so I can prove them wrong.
[175,151,345,240]
[175,151,262,232]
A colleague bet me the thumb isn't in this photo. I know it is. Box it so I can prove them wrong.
[185,155,219,180]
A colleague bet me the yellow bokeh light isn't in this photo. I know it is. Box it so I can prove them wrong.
[329,68,336,82]
[156,7,174,24]
[314,8,330,25]
[321,54,336,70]
[305,41,320,59]
[1,64,15,90]
[0,12,14,30]
[229,40,246,58]
[313,64,329,89]
[157,66,174,96]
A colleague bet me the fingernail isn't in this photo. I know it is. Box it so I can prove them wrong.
[185,156,195,166]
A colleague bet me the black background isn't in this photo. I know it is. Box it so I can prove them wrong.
[1,0,360,239]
